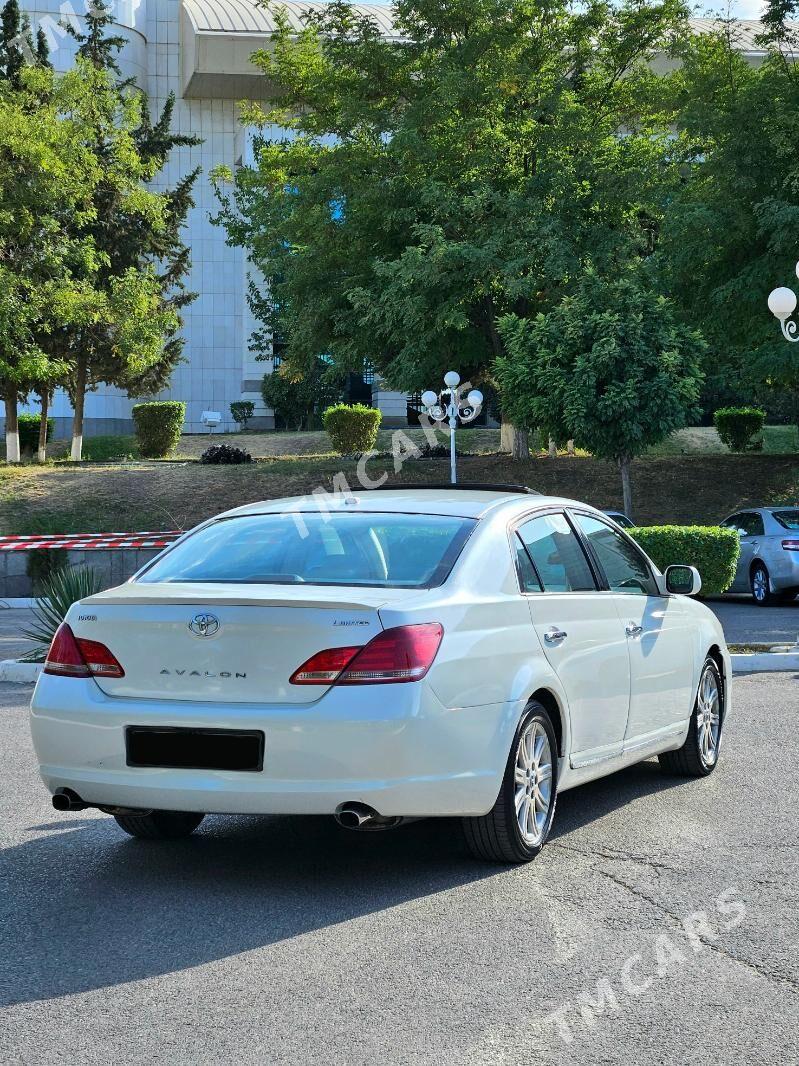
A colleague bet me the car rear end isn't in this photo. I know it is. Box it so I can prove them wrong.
[764,508,799,593]
[29,505,509,818]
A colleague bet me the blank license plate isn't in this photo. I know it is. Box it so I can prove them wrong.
[125,726,264,772]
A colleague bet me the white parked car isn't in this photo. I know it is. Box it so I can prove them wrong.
[30,487,730,863]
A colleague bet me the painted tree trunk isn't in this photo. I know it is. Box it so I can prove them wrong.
[548,437,557,458]
[70,357,87,462]
[37,390,50,464]
[499,420,514,453]
[4,393,20,463]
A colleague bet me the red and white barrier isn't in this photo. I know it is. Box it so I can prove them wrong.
[0,531,183,551]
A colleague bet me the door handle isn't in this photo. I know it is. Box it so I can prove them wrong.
[544,627,568,644]
[625,622,643,638]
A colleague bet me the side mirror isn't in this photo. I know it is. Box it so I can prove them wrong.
[665,564,702,597]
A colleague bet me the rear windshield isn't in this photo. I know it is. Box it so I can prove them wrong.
[773,510,799,531]
[137,512,477,589]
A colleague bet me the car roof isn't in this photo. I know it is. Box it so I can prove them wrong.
[218,487,593,521]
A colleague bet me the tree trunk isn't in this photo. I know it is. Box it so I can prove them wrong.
[512,428,530,460]
[499,420,514,454]
[548,436,557,458]
[619,454,633,520]
[567,439,575,455]
[37,390,50,464]
[4,392,20,463]
[70,356,87,462]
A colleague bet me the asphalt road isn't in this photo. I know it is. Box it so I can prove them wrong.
[704,596,799,645]
[1,673,798,1065]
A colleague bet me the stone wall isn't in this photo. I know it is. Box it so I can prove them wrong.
[0,549,163,600]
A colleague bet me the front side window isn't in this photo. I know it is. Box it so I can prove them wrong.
[725,512,764,538]
[573,514,658,596]
[138,512,476,589]
[516,513,596,593]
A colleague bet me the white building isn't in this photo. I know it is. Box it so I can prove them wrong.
[17,2,772,436]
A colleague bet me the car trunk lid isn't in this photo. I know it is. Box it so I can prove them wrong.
[69,582,417,703]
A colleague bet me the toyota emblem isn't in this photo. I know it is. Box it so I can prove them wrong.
[188,612,220,638]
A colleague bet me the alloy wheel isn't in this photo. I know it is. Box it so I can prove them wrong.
[696,666,721,767]
[752,565,769,604]
[514,720,553,845]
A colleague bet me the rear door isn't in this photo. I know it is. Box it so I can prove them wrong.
[571,512,694,741]
[515,511,631,764]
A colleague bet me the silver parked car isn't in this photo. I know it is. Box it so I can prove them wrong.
[719,508,799,605]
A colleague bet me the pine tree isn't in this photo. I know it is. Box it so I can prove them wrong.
[57,0,201,458]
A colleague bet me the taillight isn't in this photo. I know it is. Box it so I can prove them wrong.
[44,623,125,679]
[782,539,799,551]
[290,624,443,686]
[289,645,360,685]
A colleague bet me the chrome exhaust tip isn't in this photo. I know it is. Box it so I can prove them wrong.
[52,788,89,812]
[334,802,402,831]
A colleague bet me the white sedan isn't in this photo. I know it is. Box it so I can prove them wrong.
[30,487,730,863]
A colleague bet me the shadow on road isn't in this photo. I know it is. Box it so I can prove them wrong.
[1,760,689,1007]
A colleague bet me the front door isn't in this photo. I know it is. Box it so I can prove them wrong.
[515,512,631,763]
[572,513,695,742]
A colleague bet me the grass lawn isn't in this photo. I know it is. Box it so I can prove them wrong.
[1,451,797,535]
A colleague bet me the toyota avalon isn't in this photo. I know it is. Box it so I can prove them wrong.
[30,486,730,863]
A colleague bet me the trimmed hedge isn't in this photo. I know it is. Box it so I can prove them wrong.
[132,401,185,458]
[18,413,54,453]
[230,401,254,429]
[631,525,740,595]
[323,403,382,455]
[713,406,765,452]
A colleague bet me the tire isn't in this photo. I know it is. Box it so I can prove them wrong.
[658,658,723,778]
[750,562,774,606]
[113,810,205,839]
[463,701,558,863]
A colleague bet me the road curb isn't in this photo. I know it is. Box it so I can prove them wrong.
[731,653,799,674]
[0,659,42,684]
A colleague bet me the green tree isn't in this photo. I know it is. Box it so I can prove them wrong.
[215,0,686,432]
[660,16,799,429]
[0,8,106,463]
[261,358,342,430]
[54,1,200,460]
[496,269,705,517]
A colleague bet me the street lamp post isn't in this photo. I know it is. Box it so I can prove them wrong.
[421,371,483,485]
[768,263,799,342]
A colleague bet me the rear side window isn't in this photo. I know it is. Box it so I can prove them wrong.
[516,513,596,592]
[137,512,476,589]
[773,510,799,531]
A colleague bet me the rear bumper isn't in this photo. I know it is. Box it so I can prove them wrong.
[767,550,799,591]
[29,675,518,817]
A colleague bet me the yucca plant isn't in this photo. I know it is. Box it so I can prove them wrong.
[23,566,104,660]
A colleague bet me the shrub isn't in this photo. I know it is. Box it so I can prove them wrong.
[131,401,185,458]
[230,401,255,430]
[200,443,252,464]
[323,403,382,455]
[22,565,104,659]
[18,413,54,454]
[631,525,740,595]
[26,547,69,595]
[713,407,766,452]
